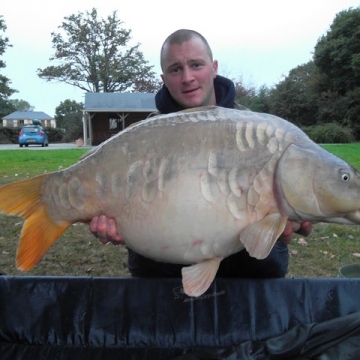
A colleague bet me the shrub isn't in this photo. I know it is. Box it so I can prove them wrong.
[301,123,354,143]
[44,127,64,143]
[0,127,19,144]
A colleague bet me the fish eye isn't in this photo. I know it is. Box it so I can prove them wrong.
[340,170,350,181]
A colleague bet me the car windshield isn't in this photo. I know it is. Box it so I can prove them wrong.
[22,127,39,133]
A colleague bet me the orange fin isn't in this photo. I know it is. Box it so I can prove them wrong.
[181,258,221,297]
[0,175,71,271]
[240,213,287,259]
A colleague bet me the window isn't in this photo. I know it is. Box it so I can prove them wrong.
[109,118,118,130]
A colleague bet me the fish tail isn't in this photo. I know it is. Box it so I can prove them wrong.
[0,175,72,271]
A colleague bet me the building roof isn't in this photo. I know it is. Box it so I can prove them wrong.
[84,92,157,112]
[3,111,53,120]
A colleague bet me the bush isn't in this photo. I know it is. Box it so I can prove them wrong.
[0,127,19,144]
[301,123,354,143]
[44,127,64,143]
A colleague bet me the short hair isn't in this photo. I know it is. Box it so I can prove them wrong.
[160,29,213,70]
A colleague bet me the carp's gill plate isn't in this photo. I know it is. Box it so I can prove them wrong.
[1,106,360,297]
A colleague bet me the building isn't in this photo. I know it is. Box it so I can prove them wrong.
[2,111,55,128]
[83,92,157,146]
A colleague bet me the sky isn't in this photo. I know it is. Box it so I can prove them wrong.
[1,0,359,117]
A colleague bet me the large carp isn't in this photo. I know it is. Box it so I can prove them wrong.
[1,106,360,297]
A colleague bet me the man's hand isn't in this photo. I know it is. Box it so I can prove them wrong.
[89,215,124,245]
[278,220,312,245]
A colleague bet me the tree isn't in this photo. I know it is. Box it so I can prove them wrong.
[54,99,83,141]
[232,77,271,113]
[37,8,158,93]
[232,76,256,109]
[132,76,163,93]
[313,7,360,138]
[8,99,32,111]
[314,7,360,95]
[268,61,319,126]
[249,85,272,113]
[0,16,17,118]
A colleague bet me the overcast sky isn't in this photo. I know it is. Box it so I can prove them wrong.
[1,0,359,116]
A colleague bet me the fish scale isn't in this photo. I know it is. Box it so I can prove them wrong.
[1,105,360,297]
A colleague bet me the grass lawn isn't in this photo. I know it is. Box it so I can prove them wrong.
[0,149,88,186]
[0,149,130,277]
[0,145,360,278]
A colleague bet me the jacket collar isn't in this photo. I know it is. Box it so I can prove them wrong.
[155,75,236,114]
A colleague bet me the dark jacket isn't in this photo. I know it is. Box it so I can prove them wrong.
[128,76,288,279]
[155,75,236,113]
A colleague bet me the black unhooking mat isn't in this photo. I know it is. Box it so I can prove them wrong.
[0,276,360,359]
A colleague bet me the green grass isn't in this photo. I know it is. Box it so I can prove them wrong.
[0,149,131,277]
[321,143,360,169]
[0,144,360,278]
[0,149,89,186]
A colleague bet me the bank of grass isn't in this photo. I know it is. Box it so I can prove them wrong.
[0,149,88,186]
[0,145,360,278]
[321,143,360,169]
[0,149,131,277]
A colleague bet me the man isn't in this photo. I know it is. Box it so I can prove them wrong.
[90,29,312,278]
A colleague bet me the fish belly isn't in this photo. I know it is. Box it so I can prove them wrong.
[115,167,249,264]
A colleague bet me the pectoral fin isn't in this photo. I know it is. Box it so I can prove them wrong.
[240,213,288,259]
[181,257,221,297]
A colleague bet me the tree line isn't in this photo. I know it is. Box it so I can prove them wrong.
[0,7,359,142]
[234,7,360,142]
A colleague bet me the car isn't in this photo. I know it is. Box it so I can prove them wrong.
[18,125,49,147]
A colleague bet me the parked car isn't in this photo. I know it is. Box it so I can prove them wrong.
[18,125,49,147]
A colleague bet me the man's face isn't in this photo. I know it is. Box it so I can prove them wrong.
[161,37,218,109]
